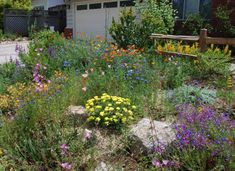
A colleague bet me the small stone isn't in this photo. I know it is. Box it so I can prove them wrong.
[95,162,114,171]
[129,118,175,155]
[67,105,87,119]
[230,64,235,73]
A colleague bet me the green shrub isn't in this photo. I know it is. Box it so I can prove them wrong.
[214,5,235,37]
[110,0,175,48]
[109,9,138,49]
[182,13,212,35]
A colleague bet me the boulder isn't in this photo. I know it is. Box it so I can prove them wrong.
[130,118,175,155]
[67,105,87,120]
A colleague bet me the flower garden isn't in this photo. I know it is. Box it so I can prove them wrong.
[0,28,234,170]
[0,1,235,170]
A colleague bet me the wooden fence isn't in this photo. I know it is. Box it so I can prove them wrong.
[150,29,235,53]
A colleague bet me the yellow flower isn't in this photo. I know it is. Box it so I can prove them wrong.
[87,116,94,121]
[132,105,136,109]
[109,107,114,111]
[116,101,121,105]
[96,105,102,109]
[89,108,95,112]
[108,103,112,107]
[116,107,120,110]
[198,107,203,113]
[0,148,4,156]
[121,117,127,123]
[104,121,110,126]
[100,111,105,116]
[128,110,133,115]
[227,76,233,88]
[95,117,101,122]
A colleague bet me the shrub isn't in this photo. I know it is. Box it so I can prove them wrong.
[86,93,136,128]
[182,13,212,35]
[110,0,175,48]
[213,5,235,37]
[109,9,138,49]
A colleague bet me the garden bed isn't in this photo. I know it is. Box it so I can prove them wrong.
[0,30,234,171]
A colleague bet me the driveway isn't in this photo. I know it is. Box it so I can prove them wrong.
[0,41,29,64]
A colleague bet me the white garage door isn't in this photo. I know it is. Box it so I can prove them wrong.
[75,1,134,39]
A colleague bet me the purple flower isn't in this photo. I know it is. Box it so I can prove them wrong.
[153,144,165,154]
[60,144,68,155]
[60,163,72,170]
[152,159,161,168]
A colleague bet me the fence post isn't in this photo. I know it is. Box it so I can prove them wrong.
[199,29,207,53]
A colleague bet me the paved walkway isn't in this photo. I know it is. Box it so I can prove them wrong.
[0,41,29,64]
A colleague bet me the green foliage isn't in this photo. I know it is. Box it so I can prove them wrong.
[196,46,231,77]
[167,85,217,105]
[109,9,138,48]
[109,0,175,48]
[214,5,235,37]
[183,13,212,35]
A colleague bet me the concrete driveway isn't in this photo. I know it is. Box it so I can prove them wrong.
[0,41,29,64]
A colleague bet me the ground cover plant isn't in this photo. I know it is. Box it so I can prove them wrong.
[0,29,234,170]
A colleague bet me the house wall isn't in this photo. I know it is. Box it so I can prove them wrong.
[65,0,125,36]
[48,0,65,8]
[32,0,65,10]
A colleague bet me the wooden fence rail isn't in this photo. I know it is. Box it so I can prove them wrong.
[150,29,235,53]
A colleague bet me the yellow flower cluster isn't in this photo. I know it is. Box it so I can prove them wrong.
[157,41,199,55]
[0,83,27,111]
[157,42,231,57]
[86,93,136,127]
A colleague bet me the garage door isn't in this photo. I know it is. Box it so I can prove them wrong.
[75,1,134,39]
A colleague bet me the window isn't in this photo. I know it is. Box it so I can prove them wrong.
[77,4,88,10]
[200,0,212,19]
[173,0,211,19]
[120,0,135,7]
[103,1,118,8]
[89,3,102,9]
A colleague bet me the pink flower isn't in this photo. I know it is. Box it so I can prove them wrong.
[162,160,169,166]
[61,162,72,170]
[84,129,92,140]
[60,144,68,155]
[152,159,162,168]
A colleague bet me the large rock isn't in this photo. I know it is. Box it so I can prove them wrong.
[130,118,175,155]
